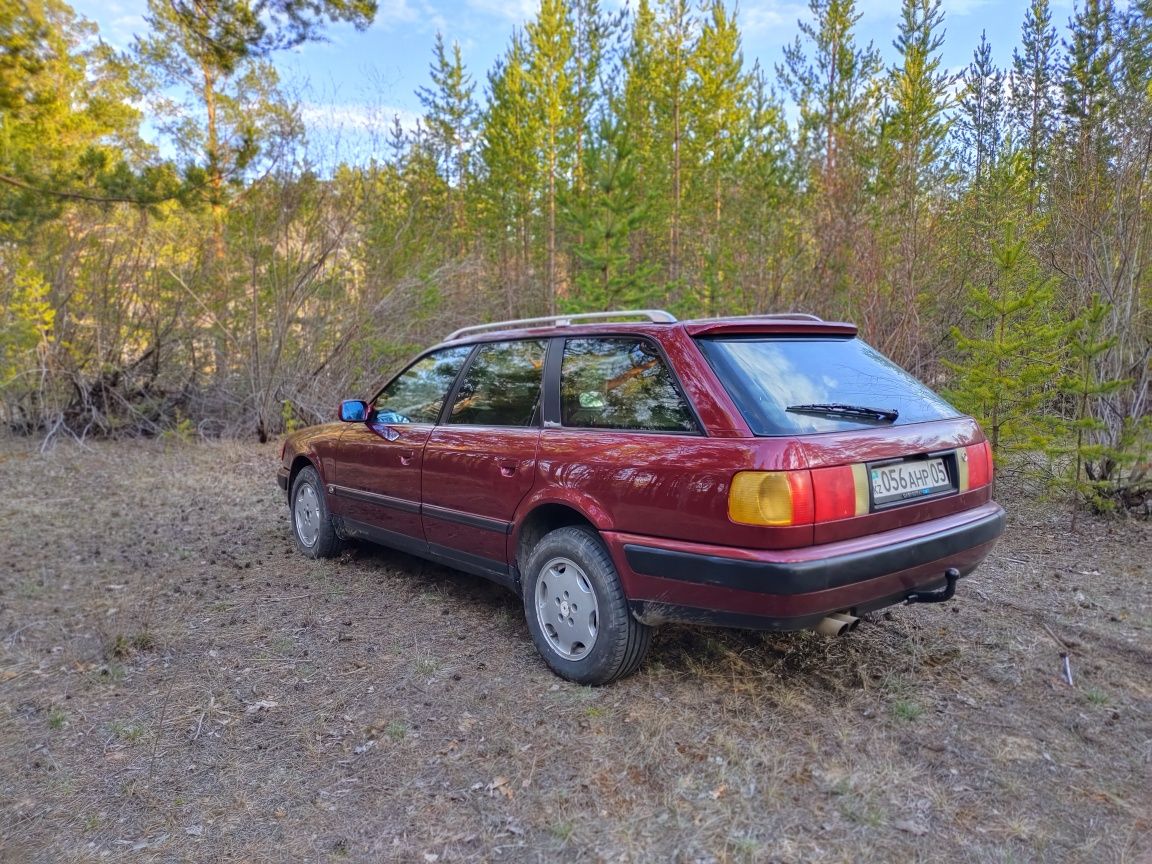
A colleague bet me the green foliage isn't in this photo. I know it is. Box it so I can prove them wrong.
[945,219,1063,462]
[0,0,154,231]
[1058,295,1131,514]
[956,31,1004,184]
[0,256,54,398]
[1009,0,1059,191]
[566,118,657,310]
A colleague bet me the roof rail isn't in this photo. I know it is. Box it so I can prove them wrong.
[445,309,677,342]
[687,311,824,324]
[764,312,823,321]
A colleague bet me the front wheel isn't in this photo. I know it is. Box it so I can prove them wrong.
[521,526,652,685]
[290,465,340,559]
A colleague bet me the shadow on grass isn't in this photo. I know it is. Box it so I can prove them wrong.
[332,535,913,694]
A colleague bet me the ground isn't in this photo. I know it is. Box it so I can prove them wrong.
[0,438,1149,864]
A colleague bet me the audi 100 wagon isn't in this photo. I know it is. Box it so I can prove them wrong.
[277,310,1005,685]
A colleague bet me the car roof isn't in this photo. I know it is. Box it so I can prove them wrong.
[437,311,857,347]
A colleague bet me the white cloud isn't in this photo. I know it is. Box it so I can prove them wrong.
[464,0,540,26]
[741,1,808,39]
[374,0,448,38]
[375,0,422,28]
[301,102,421,134]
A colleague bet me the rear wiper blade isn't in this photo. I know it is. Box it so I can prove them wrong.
[786,403,899,423]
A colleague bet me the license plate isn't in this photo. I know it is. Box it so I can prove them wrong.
[869,458,952,507]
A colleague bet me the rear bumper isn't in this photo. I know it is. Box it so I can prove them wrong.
[277,467,290,493]
[604,502,1005,630]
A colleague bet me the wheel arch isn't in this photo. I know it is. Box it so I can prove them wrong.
[288,454,321,495]
[512,502,600,582]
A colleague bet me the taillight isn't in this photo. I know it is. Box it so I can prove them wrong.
[811,464,869,522]
[279,440,287,460]
[730,464,875,527]
[966,440,993,489]
[728,470,814,526]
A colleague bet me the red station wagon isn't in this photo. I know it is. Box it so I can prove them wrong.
[277,310,1005,684]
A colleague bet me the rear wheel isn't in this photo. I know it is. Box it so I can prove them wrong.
[290,465,340,559]
[522,526,652,685]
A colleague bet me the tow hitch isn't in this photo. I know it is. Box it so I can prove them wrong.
[905,568,960,604]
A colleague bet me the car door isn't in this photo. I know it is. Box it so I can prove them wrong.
[421,339,548,581]
[332,345,473,551]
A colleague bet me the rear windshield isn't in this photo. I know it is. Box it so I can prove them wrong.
[697,337,961,436]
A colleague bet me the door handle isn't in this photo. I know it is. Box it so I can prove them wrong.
[399,450,415,466]
[499,461,517,477]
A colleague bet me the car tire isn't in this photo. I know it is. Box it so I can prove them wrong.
[290,465,340,559]
[522,526,652,686]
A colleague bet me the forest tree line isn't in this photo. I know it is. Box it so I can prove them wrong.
[0,0,1148,511]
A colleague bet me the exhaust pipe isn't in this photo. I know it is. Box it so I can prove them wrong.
[814,612,859,637]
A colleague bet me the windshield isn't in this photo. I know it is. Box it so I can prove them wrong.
[697,337,961,436]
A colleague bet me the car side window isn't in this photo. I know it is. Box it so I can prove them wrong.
[561,337,698,432]
[450,340,547,427]
[373,346,472,424]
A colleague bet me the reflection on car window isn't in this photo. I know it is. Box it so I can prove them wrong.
[561,338,697,432]
[450,340,546,427]
[697,337,960,435]
[374,346,472,424]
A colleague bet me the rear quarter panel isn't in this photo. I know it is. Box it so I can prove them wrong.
[528,429,815,549]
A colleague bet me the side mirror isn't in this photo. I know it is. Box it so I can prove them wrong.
[338,400,368,422]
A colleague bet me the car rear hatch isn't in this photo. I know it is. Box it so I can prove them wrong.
[691,324,995,546]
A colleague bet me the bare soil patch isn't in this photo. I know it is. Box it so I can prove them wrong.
[1,438,1150,863]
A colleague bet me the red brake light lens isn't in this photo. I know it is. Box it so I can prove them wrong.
[812,465,858,523]
[967,440,993,489]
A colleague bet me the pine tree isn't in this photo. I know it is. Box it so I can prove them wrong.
[1060,296,1127,520]
[879,0,953,370]
[616,0,665,287]
[0,0,153,231]
[417,33,478,253]
[956,31,1004,186]
[480,33,541,315]
[946,213,1063,463]
[777,0,882,313]
[566,118,656,311]
[686,0,748,315]
[1050,0,1136,494]
[525,0,577,314]
[732,64,795,314]
[570,0,609,197]
[1008,0,1059,199]
[652,0,696,294]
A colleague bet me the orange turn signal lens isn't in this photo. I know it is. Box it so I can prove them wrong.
[728,471,814,526]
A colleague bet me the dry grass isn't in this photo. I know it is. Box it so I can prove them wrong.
[0,438,1150,863]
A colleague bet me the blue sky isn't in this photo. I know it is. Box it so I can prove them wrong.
[71,0,1076,154]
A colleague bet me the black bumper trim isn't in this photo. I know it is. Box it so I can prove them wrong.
[423,503,511,534]
[623,506,1005,596]
[629,568,973,630]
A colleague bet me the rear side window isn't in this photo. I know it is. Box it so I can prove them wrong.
[450,340,547,426]
[697,337,961,436]
[373,345,472,424]
[561,338,697,432]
